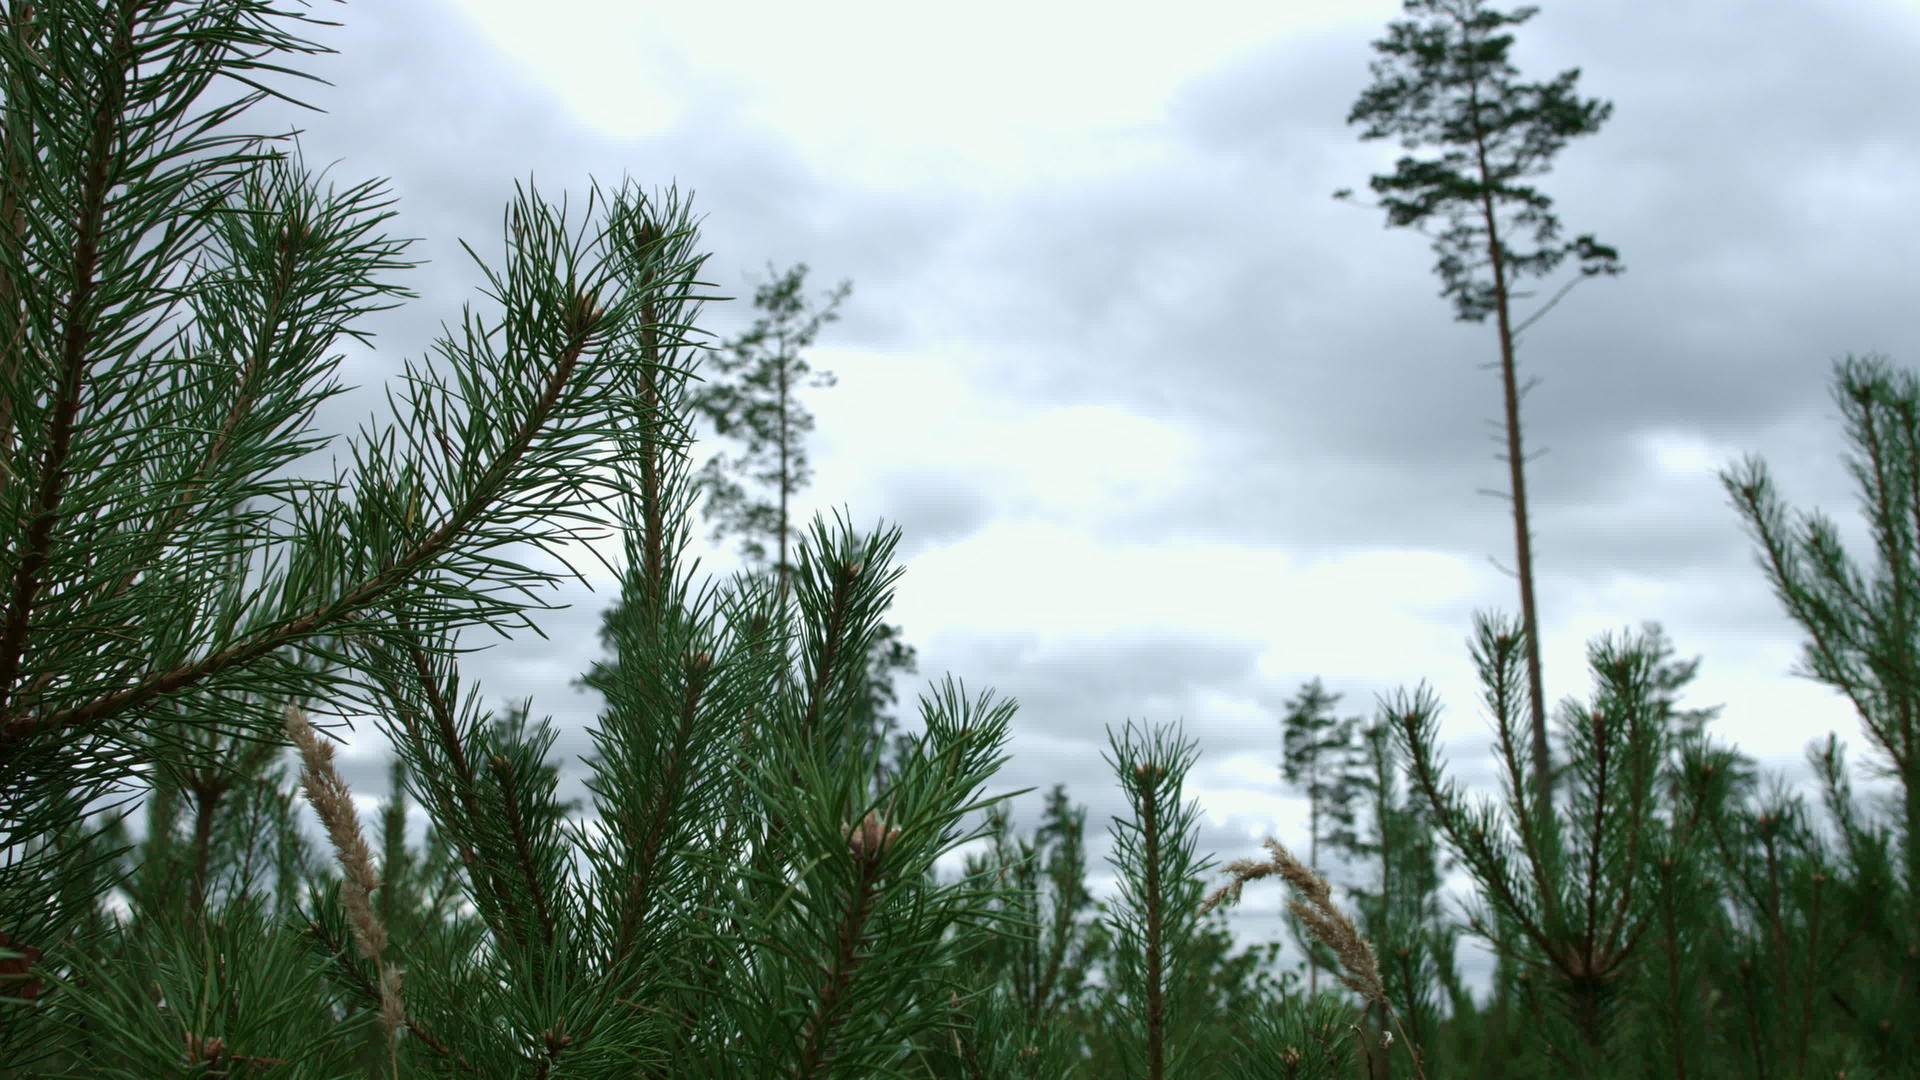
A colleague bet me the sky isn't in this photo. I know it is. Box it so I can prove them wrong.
[226,0,1920,994]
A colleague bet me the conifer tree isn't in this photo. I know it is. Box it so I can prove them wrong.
[1096,721,1216,1080]
[1339,0,1625,811]
[1389,615,1708,1076]
[1717,353,1920,1069]
[1340,716,1458,1078]
[680,262,919,790]
[1722,353,1920,903]
[1276,677,1364,993]
[933,785,1109,1076]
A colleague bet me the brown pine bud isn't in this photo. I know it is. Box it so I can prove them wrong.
[0,930,42,1004]
[846,809,900,861]
[568,290,606,335]
[184,1033,227,1064]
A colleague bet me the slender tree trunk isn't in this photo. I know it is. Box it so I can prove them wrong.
[1906,757,1920,903]
[638,295,666,618]
[777,333,791,608]
[1307,764,1320,996]
[189,785,222,917]
[1472,108,1553,813]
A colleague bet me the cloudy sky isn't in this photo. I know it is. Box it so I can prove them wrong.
[241,0,1920,992]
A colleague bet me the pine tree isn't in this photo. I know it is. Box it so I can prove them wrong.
[1389,615,1708,1076]
[1276,677,1364,994]
[933,784,1109,1076]
[1340,716,1458,1079]
[1722,354,1920,903]
[1096,721,1216,1080]
[682,262,919,792]
[1719,352,1920,1068]
[1339,0,1625,812]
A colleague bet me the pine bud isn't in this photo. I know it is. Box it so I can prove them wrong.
[846,809,900,862]
[184,1033,226,1064]
[0,930,41,1003]
[568,289,606,335]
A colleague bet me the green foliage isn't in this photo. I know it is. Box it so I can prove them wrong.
[1340,0,1624,326]
[1223,993,1358,1080]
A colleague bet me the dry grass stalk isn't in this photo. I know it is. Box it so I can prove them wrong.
[1202,838,1386,1006]
[285,704,407,1044]
[1200,837,1426,1079]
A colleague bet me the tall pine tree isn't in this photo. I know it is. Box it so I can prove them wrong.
[1339,0,1624,812]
